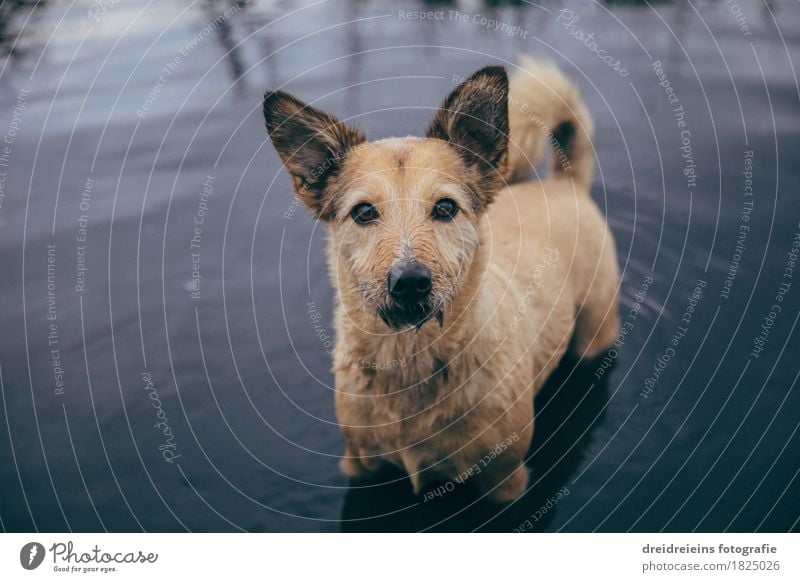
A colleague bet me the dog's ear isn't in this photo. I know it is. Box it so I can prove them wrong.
[263,90,366,220]
[426,66,509,209]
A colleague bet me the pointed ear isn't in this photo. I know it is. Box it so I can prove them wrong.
[426,66,509,208]
[263,90,366,220]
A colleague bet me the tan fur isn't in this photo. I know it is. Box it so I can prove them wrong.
[263,58,619,502]
[507,55,595,188]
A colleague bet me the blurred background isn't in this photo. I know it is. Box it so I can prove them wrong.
[0,0,798,532]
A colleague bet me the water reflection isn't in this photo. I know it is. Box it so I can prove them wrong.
[0,0,47,64]
[200,0,251,92]
[603,0,674,5]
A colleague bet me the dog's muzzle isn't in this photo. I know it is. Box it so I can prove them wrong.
[379,260,443,330]
[388,260,431,304]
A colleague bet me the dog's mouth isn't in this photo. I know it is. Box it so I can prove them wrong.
[378,302,444,331]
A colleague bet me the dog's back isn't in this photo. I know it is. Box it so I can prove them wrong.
[489,56,619,372]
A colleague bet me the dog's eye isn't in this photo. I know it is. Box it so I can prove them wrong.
[351,202,379,225]
[432,198,459,221]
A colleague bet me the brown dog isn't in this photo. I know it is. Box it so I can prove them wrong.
[263,56,619,502]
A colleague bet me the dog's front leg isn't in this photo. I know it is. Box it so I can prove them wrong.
[339,447,370,478]
[336,391,386,479]
[485,463,529,503]
[339,440,386,479]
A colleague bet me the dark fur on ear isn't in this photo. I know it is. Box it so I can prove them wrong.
[263,90,366,220]
[426,66,509,209]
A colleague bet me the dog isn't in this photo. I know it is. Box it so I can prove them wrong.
[263,56,620,502]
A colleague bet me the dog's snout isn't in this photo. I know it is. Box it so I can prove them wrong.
[388,261,432,304]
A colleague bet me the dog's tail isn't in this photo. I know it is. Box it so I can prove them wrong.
[506,55,594,189]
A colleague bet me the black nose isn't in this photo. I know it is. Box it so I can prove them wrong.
[388,261,432,304]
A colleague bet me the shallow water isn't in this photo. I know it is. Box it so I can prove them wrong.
[0,0,798,532]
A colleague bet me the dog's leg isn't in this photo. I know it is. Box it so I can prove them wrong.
[486,463,529,503]
[340,447,371,479]
[573,303,620,359]
[572,244,620,359]
[407,470,424,496]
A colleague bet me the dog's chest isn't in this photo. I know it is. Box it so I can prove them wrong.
[334,332,525,431]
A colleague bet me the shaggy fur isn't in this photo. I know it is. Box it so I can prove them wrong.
[263,58,620,502]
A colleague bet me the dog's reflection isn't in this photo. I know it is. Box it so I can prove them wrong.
[340,352,612,532]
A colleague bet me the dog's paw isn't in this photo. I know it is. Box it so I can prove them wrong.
[487,464,529,503]
[339,454,367,478]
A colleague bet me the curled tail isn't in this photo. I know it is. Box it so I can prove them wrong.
[506,55,594,189]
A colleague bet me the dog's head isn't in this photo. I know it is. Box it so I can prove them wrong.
[264,66,509,330]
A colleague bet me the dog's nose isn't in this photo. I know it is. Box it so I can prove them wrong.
[388,261,432,304]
